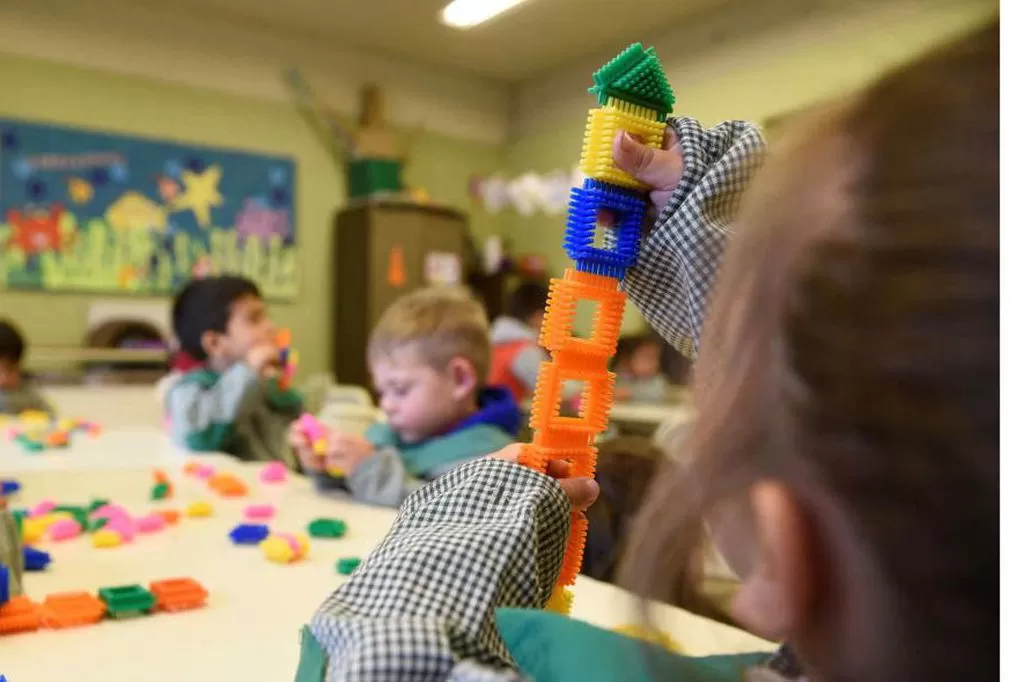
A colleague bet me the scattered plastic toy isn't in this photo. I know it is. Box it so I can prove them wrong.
[29,500,56,517]
[98,584,155,619]
[0,480,20,496]
[40,592,106,629]
[149,578,208,612]
[260,532,309,564]
[209,472,247,497]
[0,596,42,634]
[92,529,123,549]
[335,557,361,575]
[259,461,288,484]
[308,518,347,539]
[156,509,180,526]
[297,414,342,477]
[23,546,51,572]
[244,504,276,521]
[229,523,270,545]
[195,464,216,480]
[0,564,9,606]
[185,501,213,518]
[135,513,167,534]
[48,518,82,542]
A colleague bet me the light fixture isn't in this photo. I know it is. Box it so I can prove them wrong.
[439,0,531,29]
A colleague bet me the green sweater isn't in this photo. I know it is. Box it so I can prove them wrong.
[165,363,303,465]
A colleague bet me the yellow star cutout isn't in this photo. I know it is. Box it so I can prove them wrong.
[170,165,223,227]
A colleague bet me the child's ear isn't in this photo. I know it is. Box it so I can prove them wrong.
[730,482,816,642]
[447,357,479,401]
[200,330,222,360]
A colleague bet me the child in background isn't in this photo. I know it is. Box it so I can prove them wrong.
[291,287,521,508]
[164,276,303,464]
[613,332,669,403]
[0,319,53,416]
[488,281,549,405]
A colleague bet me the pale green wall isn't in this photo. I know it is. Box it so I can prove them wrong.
[0,52,503,375]
[503,1,996,333]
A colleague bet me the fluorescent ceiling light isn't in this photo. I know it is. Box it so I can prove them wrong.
[440,0,530,29]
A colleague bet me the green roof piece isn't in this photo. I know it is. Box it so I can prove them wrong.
[589,43,675,117]
[336,557,361,575]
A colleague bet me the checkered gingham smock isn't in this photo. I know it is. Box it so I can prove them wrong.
[306,117,781,682]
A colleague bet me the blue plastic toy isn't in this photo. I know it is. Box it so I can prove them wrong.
[564,179,645,280]
[23,545,52,572]
[0,479,20,496]
[229,523,270,545]
[0,563,9,605]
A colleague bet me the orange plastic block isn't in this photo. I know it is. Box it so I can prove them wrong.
[558,513,588,586]
[529,362,615,436]
[41,592,106,628]
[0,596,42,635]
[156,509,180,525]
[540,269,626,358]
[153,469,170,484]
[209,472,248,497]
[45,430,69,447]
[150,578,209,612]
[580,105,667,190]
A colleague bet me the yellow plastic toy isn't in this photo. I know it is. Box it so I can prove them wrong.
[92,529,123,548]
[184,501,214,518]
[260,532,309,564]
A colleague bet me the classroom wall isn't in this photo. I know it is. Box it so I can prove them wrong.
[503,0,997,334]
[0,52,505,377]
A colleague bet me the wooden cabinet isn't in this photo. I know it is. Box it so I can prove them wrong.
[332,202,468,388]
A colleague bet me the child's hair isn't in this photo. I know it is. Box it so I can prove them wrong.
[627,21,996,682]
[171,276,261,361]
[613,331,660,371]
[506,280,549,322]
[368,287,491,381]
[0,319,26,365]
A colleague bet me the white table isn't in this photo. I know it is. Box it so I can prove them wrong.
[1,431,770,681]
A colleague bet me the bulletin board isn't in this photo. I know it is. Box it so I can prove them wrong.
[0,119,298,299]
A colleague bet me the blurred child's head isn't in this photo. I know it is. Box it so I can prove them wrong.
[172,276,273,370]
[0,320,26,390]
[507,280,549,333]
[629,22,996,682]
[368,287,490,443]
[615,333,662,379]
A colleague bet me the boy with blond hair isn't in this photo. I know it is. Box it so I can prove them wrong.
[292,287,521,507]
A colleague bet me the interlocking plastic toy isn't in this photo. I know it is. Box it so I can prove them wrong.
[230,523,270,545]
[260,460,289,483]
[22,546,51,572]
[149,578,208,612]
[308,518,347,539]
[98,584,155,619]
[244,503,276,521]
[0,479,20,496]
[0,596,41,634]
[277,328,299,390]
[185,501,214,518]
[40,592,106,628]
[519,42,674,615]
[0,564,9,606]
[297,413,344,477]
[336,557,361,575]
[260,532,309,564]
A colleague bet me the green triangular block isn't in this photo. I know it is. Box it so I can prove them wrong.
[589,43,675,117]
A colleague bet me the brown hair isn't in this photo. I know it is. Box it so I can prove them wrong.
[627,21,997,682]
[368,286,491,381]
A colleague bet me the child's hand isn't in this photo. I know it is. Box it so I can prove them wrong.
[490,444,600,512]
[324,433,374,477]
[288,420,322,472]
[246,343,280,375]
[612,128,684,218]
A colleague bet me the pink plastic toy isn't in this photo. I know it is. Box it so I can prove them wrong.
[135,513,167,533]
[91,504,131,523]
[297,413,328,456]
[49,518,82,541]
[259,461,288,484]
[278,532,303,556]
[30,500,56,517]
[195,464,216,480]
[244,504,276,520]
[105,517,136,542]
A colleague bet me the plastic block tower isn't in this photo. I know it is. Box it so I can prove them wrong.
[518,43,674,615]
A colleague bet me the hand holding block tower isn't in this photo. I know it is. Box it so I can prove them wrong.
[518,43,674,614]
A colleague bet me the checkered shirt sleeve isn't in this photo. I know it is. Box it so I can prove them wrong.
[309,458,569,681]
[624,116,766,359]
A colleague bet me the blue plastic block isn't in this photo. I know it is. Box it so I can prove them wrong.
[23,545,52,572]
[229,523,270,545]
[564,179,645,280]
[0,563,9,605]
[0,479,20,495]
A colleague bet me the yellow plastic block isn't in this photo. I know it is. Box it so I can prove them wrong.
[185,501,213,518]
[20,517,47,544]
[580,105,666,190]
[546,585,574,614]
[92,529,123,548]
[605,97,659,121]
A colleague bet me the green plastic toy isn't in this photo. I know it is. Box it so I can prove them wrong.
[308,518,347,539]
[336,557,361,575]
[98,584,155,619]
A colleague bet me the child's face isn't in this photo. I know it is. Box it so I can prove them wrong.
[0,358,21,390]
[627,343,661,378]
[371,345,477,444]
[203,294,275,366]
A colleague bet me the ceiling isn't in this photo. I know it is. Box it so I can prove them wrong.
[138,0,730,81]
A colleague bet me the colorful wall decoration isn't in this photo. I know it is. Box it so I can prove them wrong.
[0,119,298,299]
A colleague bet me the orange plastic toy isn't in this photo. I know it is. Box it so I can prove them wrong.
[150,578,209,612]
[208,472,248,497]
[0,596,42,635]
[40,592,106,628]
[156,509,181,525]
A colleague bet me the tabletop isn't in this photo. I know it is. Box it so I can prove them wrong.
[0,429,770,682]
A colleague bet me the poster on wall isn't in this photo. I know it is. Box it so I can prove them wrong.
[0,119,298,299]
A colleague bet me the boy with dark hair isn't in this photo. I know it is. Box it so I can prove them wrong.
[0,319,53,416]
[612,332,670,402]
[164,276,303,464]
[488,280,550,405]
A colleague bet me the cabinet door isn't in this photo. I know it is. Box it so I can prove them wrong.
[418,212,467,287]
[368,209,425,327]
